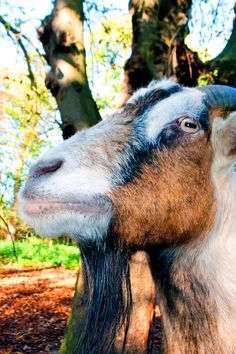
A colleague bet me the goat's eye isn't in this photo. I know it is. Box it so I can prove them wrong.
[179,117,199,133]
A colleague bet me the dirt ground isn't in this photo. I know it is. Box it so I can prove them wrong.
[0,266,76,354]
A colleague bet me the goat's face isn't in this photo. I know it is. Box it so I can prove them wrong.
[19,79,236,352]
[19,79,228,249]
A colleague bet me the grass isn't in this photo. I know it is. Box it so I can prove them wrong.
[0,238,80,269]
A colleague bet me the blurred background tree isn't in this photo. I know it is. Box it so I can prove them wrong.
[0,0,235,353]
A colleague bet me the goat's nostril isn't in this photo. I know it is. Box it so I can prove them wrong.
[29,159,63,178]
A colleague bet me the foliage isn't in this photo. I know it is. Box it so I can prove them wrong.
[0,57,61,239]
[0,238,80,269]
[0,0,61,240]
[0,62,58,197]
[197,69,219,86]
[86,12,132,112]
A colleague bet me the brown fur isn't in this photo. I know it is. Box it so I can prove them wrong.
[110,134,216,249]
[209,108,227,122]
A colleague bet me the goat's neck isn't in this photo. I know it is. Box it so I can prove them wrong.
[150,167,236,354]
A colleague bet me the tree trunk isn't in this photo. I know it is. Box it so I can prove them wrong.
[38,1,101,352]
[124,0,236,99]
[38,0,101,139]
[59,262,86,354]
[115,252,156,354]
[123,0,205,100]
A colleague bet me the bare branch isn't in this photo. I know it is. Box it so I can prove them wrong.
[0,15,37,90]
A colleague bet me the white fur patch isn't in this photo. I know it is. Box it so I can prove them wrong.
[19,161,112,241]
[211,113,236,166]
[19,200,111,242]
[146,87,205,141]
[195,115,236,352]
[34,165,111,197]
[127,78,178,105]
[204,167,236,352]
[19,122,117,241]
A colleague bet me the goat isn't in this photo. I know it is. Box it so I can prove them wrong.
[19,78,236,354]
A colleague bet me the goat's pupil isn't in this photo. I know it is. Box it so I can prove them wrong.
[185,122,196,128]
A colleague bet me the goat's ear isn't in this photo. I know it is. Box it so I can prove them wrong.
[212,113,236,157]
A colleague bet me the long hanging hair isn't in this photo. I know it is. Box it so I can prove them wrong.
[77,235,132,354]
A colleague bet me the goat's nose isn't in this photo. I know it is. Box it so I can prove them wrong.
[29,158,63,178]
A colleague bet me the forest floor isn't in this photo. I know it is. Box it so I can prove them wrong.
[0,265,76,354]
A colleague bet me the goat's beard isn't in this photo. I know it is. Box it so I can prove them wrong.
[77,234,132,354]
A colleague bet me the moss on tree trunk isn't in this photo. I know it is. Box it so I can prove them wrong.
[59,263,86,354]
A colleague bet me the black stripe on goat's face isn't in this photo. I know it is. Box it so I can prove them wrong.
[19,78,215,247]
[116,103,210,185]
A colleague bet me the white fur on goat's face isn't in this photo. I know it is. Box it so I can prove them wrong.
[19,79,233,246]
[19,117,123,240]
[146,88,205,141]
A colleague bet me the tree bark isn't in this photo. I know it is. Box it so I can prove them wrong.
[59,262,86,354]
[124,0,235,97]
[38,0,101,139]
[115,252,156,354]
[38,1,101,352]
[123,0,205,100]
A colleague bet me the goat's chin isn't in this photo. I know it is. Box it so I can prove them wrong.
[18,198,112,242]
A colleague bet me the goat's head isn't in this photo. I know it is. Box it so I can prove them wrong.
[19,79,236,353]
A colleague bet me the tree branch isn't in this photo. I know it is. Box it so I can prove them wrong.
[0,15,37,89]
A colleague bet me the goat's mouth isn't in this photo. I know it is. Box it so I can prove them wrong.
[18,192,112,240]
[20,194,112,217]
